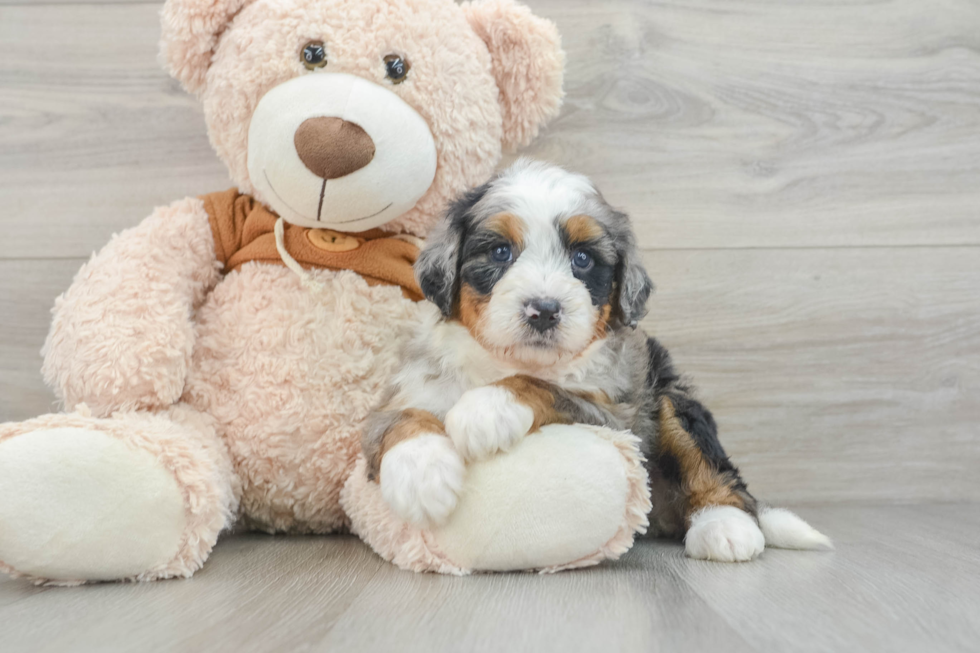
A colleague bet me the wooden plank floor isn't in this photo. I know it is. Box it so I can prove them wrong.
[0,503,977,653]
[1,0,979,651]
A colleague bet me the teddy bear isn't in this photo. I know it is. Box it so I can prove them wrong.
[0,0,653,584]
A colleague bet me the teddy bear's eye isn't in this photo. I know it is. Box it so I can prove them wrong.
[301,41,327,70]
[383,54,410,84]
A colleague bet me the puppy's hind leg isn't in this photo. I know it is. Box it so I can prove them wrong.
[651,394,833,560]
[653,395,765,562]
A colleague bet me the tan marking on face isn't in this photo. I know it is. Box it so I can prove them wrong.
[377,408,446,480]
[564,214,603,244]
[568,214,612,342]
[486,212,525,249]
[592,302,613,341]
[455,283,491,342]
[658,398,747,521]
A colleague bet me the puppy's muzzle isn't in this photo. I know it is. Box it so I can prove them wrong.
[524,298,562,333]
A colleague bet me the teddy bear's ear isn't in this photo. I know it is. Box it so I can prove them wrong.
[160,0,251,95]
[463,0,565,152]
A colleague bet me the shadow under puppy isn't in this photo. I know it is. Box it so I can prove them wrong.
[363,159,831,562]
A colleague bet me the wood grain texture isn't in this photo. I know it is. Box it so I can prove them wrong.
[0,504,977,653]
[0,259,80,421]
[641,246,980,504]
[2,1,980,258]
[0,4,230,259]
[0,535,388,652]
[518,0,980,249]
[316,544,754,653]
[673,503,980,653]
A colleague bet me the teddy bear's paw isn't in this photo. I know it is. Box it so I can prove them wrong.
[444,386,535,462]
[0,424,188,582]
[380,434,465,526]
[685,505,766,563]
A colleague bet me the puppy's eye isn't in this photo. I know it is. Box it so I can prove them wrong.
[301,41,327,70]
[572,250,593,270]
[491,244,513,263]
[384,54,410,84]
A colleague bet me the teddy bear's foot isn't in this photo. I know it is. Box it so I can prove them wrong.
[0,407,238,585]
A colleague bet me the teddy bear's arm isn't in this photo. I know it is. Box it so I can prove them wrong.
[41,197,222,417]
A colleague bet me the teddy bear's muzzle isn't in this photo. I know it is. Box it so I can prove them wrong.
[246,72,437,232]
[293,116,376,180]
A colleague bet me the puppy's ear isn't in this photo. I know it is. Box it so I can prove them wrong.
[416,183,490,317]
[463,0,565,151]
[160,0,249,96]
[611,212,653,328]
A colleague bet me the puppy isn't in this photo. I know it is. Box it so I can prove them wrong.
[363,159,831,562]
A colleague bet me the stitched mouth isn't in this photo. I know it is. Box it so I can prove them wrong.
[263,170,305,218]
[263,170,394,224]
[330,201,394,224]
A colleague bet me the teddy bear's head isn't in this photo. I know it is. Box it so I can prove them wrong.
[161,0,564,236]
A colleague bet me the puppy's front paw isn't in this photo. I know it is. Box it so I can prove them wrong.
[444,386,534,461]
[380,434,465,526]
[685,505,766,562]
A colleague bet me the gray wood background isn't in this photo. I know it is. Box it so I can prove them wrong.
[1,0,978,508]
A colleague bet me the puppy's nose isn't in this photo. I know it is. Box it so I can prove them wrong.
[524,298,562,333]
[294,117,375,180]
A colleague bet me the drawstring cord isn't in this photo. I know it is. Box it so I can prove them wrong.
[274,216,323,292]
[390,233,425,249]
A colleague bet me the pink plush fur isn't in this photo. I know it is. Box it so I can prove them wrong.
[183,267,426,533]
[41,198,220,417]
[160,0,252,96]
[463,0,565,151]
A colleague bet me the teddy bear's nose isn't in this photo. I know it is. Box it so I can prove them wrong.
[293,117,376,180]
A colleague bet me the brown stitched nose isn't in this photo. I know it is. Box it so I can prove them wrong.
[293,117,375,180]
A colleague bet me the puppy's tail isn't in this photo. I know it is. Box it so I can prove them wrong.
[758,506,834,551]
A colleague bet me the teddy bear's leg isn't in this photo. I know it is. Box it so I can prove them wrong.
[344,424,652,574]
[0,404,238,585]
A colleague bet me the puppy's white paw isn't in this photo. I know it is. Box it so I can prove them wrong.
[380,434,465,526]
[444,386,534,461]
[685,505,766,562]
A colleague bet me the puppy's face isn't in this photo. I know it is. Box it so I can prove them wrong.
[417,160,653,367]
